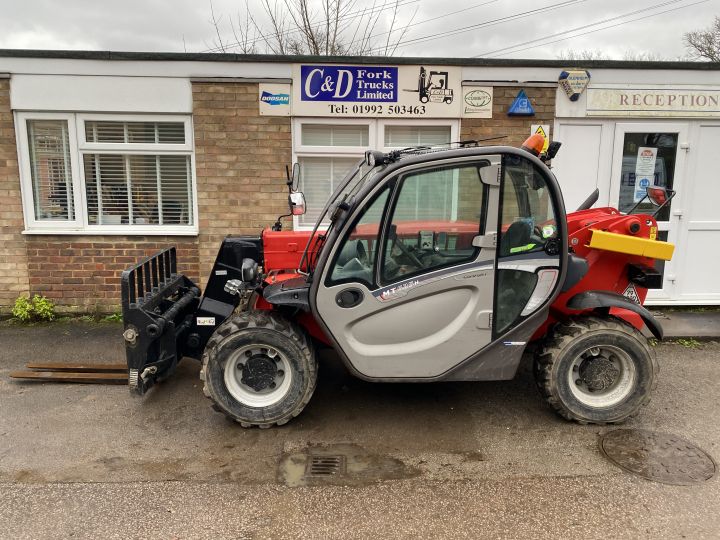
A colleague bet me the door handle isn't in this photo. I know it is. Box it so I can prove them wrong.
[336,288,364,308]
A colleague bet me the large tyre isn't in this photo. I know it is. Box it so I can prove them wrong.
[534,316,658,424]
[200,311,317,428]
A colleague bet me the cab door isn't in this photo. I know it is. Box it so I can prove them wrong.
[315,157,499,379]
[313,152,563,380]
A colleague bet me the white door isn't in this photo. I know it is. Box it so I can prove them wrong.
[553,121,613,211]
[609,122,689,303]
[673,123,720,304]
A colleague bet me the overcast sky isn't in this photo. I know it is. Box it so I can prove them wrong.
[0,0,717,60]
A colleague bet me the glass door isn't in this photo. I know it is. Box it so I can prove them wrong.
[609,123,688,302]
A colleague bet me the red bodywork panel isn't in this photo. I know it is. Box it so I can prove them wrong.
[263,229,318,272]
[533,207,659,339]
[257,208,661,345]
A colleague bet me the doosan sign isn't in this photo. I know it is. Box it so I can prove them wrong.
[301,65,398,102]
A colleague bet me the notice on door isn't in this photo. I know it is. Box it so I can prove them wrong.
[634,146,657,202]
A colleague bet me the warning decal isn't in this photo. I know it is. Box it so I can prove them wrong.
[530,124,550,153]
[622,283,641,305]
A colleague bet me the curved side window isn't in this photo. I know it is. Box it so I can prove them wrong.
[495,154,560,335]
[327,186,391,289]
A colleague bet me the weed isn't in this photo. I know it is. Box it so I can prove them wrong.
[11,295,56,323]
[676,338,701,349]
[104,312,123,322]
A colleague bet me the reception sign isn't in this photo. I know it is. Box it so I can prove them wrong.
[291,64,492,118]
[586,85,720,117]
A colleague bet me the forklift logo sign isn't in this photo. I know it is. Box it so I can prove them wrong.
[301,65,398,102]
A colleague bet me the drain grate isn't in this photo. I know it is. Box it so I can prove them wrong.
[600,429,716,486]
[305,455,346,477]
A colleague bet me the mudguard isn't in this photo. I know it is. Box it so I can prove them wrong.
[566,290,664,340]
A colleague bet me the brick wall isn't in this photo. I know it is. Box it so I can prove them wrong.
[25,237,199,314]
[461,86,556,148]
[0,80,554,314]
[192,81,292,285]
[0,78,29,311]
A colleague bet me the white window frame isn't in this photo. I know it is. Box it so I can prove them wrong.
[379,118,459,151]
[15,112,198,235]
[16,112,84,231]
[292,117,459,230]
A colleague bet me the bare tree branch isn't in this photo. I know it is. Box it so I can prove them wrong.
[684,16,720,62]
[556,49,609,61]
[204,0,417,56]
[208,0,227,53]
[388,3,417,57]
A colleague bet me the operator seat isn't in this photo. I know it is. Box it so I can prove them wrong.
[500,220,532,257]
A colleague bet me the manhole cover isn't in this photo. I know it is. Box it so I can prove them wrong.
[600,429,716,485]
[305,455,346,477]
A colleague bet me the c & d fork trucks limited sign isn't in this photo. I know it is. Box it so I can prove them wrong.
[291,64,492,119]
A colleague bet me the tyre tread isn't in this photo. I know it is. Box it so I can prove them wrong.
[200,310,317,428]
[534,315,658,424]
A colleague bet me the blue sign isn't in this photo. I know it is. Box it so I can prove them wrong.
[508,90,535,116]
[260,91,289,105]
[300,65,398,102]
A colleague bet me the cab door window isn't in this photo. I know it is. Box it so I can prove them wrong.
[381,164,487,283]
[328,186,391,288]
[495,154,560,335]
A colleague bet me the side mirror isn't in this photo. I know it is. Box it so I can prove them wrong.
[647,186,673,206]
[627,186,676,217]
[289,191,306,216]
[291,163,301,191]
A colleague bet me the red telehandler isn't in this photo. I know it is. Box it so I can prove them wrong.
[121,135,674,427]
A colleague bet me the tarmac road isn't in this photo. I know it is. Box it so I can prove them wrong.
[0,320,718,539]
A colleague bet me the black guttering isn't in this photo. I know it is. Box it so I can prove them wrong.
[0,49,719,71]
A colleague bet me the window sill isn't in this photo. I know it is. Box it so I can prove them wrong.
[22,227,199,236]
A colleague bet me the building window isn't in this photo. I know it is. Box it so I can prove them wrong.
[26,119,75,221]
[16,113,197,234]
[293,119,457,229]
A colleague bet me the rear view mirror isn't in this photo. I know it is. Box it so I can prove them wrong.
[289,191,306,216]
[291,163,301,191]
[647,187,672,206]
[627,186,676,217]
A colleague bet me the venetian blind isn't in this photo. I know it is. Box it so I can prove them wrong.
[298,156,358,227]
[26,119,75,221]
[84,121,185,144]
[83,154,193,226]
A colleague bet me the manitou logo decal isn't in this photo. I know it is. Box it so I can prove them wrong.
[379,279,420,301]
[260,91,290,105]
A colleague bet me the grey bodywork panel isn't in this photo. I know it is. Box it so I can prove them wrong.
[308,146,568,382]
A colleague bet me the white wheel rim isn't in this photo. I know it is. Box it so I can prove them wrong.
[567,345,636,408]
[223,345,292,408]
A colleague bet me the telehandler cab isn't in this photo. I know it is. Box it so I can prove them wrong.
[121,135,675,428]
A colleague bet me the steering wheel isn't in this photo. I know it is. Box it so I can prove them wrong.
[390,231,423,268]
[355,240,368,265]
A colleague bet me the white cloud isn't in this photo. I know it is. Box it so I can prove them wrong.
[0,0,717,60]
